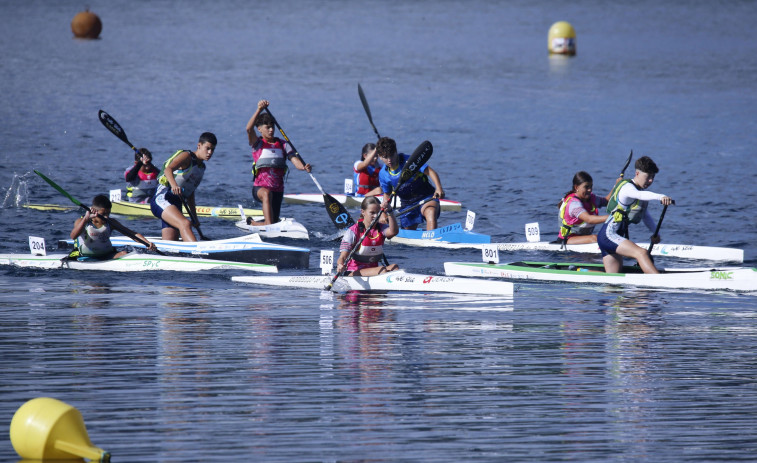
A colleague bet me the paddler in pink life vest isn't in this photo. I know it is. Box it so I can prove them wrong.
[246,99,311,226]
[123,148,159,203]
[352,142,382,197]
[336,196,399,276]
[557,171,612,245]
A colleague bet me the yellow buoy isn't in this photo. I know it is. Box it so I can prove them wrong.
[71,9,102,39]
[10,397,111,462]
[548,21,576,56]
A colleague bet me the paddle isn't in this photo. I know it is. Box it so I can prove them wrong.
[262,107,354,229]
[34,170,164,255]
[358,83,381,140]
[180,195,210,240]
[99,110,139,155]
[647,202,673,256]
[325,140,434,291]
[620,150,633,178]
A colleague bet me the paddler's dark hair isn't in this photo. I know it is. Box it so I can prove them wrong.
[92,194,112,211]
[360,196,381,210]
[134,147,152,162]
[635,156,659,175]
[558,171,593,207]
[199,132,217,146]
[255,112,274,128]
[361,143,376,160]
[375,137,397,159]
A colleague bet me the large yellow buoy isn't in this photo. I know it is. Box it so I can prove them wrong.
[548,21,576,56]
[9,397,111,462]
[71,9,102,39]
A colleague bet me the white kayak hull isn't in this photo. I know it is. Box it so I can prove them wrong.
[25,202,264,220]
[284,193,462,211]
[67,233,310,269]
[0,252,278,273]
[234,218,309,240]
[444,261,757,292]
[232,270,513,295]
[395,239,744,263]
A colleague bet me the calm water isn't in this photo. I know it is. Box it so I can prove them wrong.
[1,0,756,461]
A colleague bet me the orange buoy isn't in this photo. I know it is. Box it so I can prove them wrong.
[71,9,102,39]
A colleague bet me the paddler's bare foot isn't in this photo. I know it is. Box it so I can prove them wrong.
[247,217,268,226]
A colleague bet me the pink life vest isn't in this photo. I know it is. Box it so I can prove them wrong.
[344,221,387,271]
[252,138,290,192]
[558,192,600,239]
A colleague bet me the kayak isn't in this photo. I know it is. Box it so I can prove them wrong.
[387,223,491,245]
[61,233,310,269]
[0,252,278,273]
[232,270,513,295]
[283,193,462,211]
[390,238,744,263]
[25,202,263,220]
[234,218,309,240]
[443,261,757,292]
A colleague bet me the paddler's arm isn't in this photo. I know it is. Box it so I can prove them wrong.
[246,100,268,147]
[336,250,349,275]
[383,202,399,239]
[425,166,445,199]
[290,155,312,173]
[69,209,91,239]
[164,151,191,197]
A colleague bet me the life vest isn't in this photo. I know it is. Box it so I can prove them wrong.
[348,222,386,263]
[75,222,115,257]
[606,179,647,225]
[382,154,434,200]
[558,193,599,239]
[125,167,158,202]
[354,161,380,195]
[252,138,289,179]
[158,150,206,196]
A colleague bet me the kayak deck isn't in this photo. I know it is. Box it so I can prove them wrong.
[233,270,513,295]
[0,252,278,272]
[283,193,462,211]
[444,261,757,292]
[234,218,309,240]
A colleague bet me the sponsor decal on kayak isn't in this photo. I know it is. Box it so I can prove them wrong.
[710,271,733,280]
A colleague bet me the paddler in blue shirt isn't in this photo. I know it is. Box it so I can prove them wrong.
[376,137,444,231]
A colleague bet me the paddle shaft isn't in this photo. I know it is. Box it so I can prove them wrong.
[358,83,381,140]
[34,170,162,254]
[262,107,354,228]
[647,203,671,255]
[180,194,209,240]
[620,150,633,178]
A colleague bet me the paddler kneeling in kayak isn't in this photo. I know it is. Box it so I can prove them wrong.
[336,197,399,277]
[70,194,156,260]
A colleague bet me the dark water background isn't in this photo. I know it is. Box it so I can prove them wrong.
[1,0,756,461]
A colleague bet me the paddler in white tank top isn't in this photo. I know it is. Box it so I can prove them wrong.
[149,132,217,241]
[70,194,156,259]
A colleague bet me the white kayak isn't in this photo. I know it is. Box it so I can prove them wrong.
[395,239,744,263]
[444,261,757,292]
[233,218,309,240]
[62,233,310,269]
[284,193,462,211]
[232,270,514,295]
[0,252,278,273]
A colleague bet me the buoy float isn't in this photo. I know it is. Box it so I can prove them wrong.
[71,9,102,39]
[548,21,576,56]
[10,397,111,462]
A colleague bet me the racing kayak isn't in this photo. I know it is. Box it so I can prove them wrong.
[283,193,462,211]
[232,270,513,295]
[405,240,744,263]
[60,234,310,269]
[387,223,491,246]
[25,202,263,220]
[0,252,278,273]
[443,261,757,292]
[234,217,309,240]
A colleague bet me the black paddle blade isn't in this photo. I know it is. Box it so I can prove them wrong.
[399,140,433,186]
[324,194,355,229]
[620,150,633,178]
[358,83,380,140]
[99,109,136,151]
